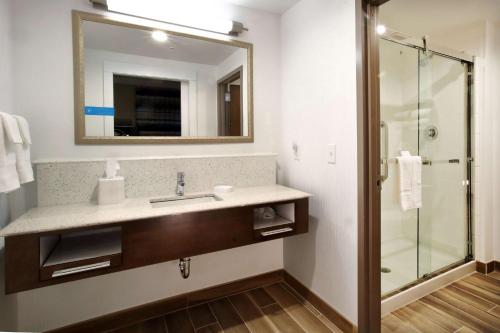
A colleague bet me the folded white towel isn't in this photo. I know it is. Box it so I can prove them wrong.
[0,112,21,193]
[14,115,34,183]
[0,111,22,144]
[396,151,422,211]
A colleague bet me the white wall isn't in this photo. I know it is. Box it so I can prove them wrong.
[278,0,358,324]
[1,0,283,331]
[484,21,500,262]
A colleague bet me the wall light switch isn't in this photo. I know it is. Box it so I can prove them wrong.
[328,144,336,164]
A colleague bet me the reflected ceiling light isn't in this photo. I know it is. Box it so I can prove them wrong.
[376,24,387,35]
[89,0,248,36]
[151,30,168,42]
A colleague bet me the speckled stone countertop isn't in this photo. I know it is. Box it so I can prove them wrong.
[0,185,310,237]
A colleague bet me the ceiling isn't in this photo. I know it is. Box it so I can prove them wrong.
[224,0,300,14]
[380,0,500,36]
[83,21,241,66]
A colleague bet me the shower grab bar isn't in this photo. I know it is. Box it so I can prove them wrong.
[383,158,460,166]
[380,121,389,182]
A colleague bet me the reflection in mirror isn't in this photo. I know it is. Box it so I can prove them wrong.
[78,14,252,142]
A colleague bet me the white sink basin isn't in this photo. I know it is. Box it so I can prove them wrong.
[150,194,223,208]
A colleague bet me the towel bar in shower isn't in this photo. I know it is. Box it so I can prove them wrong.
[383,158,460,166]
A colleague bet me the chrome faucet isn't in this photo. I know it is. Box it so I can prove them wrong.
[176,172,185,196]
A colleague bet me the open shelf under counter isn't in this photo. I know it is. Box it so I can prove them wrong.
[253,202,298,240]
[40,227,122,281]
[253,215,294,230]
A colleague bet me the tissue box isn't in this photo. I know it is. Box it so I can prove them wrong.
[98,177,125,205]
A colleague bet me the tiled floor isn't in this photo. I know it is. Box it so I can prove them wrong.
[110,282,342,333]
[382,271,500,332]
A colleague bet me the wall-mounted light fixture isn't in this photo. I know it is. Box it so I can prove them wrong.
[89,0,248,36]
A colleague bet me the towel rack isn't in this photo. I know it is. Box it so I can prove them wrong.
[383,158,460,166]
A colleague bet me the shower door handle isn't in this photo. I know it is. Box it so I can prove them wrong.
[380,121,389,183]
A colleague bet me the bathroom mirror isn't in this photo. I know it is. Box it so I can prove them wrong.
[73,11,253,144]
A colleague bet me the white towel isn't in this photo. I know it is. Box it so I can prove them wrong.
[13,115,34,183]
[0,112,21,193]
[396,151,422,211]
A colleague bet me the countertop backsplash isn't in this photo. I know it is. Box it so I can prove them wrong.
[35,154,277,207]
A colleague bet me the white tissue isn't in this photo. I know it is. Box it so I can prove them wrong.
[105,159,120,179]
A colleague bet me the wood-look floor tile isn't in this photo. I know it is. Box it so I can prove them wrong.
[228,293,275,333]
[196,323,223,333]
[488,271,500,281]
[406,300,461,331]
[393,305,449,333]
[260,303,305,333]
[443,285,496,311]
[165,310,195,333]
[317,315,343,333]
[264,283,331,333]
[465,274,500,294]
[453,280,500,304]
[432,288,500,328]
[420,295,498,333]
[489,305,500,318]
[381,314,419,333]
[209,298,250,333]
[455,327,479,333]
[281,283,321,316]
[111,317,166,333]
[248,288,276,307]
[188,304,217,329]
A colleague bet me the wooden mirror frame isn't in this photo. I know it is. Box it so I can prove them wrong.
[72,10,254,144]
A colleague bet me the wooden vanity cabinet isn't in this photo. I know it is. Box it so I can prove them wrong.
[4,198,308,294]
[122,206,254,268]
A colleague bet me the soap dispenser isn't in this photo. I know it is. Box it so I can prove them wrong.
[97,159,125,205]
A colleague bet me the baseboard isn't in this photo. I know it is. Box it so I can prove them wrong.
[476,260,499,274]
[46,269,285,333]
[46,269,354,333]
[283,271,355,333]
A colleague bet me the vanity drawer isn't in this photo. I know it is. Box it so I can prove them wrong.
[122,207,254,268]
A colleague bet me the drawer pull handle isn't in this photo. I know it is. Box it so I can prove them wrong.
[51,261,111,278]
[261,227,293,237]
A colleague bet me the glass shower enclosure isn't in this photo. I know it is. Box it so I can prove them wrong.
[379,37,473,296]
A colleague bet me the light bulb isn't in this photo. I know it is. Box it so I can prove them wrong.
[376,25,387,35]
[151,30,168,42]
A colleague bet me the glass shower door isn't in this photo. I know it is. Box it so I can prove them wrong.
[417,50,469,278]
[380,38,471,296]
[380,39,420,295]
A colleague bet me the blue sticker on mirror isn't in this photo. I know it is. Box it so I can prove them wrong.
[84,106,115,116]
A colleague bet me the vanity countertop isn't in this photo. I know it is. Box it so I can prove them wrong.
[0,185,310,237]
